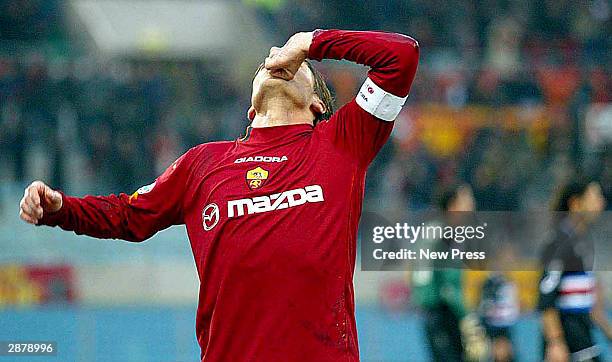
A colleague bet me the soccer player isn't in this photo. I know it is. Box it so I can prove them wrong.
[539,178,612,362]
[18,30,419,361]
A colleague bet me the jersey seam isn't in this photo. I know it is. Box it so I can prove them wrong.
[344,168,359,360]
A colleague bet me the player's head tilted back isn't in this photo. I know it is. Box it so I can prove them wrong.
[248,48,334,125]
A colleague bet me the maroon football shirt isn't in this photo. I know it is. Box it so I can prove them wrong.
[40,30,419,361]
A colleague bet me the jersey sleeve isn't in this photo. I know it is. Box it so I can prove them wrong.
[38,148,196,242]
[537,243,565,311]
[309,29,419,166]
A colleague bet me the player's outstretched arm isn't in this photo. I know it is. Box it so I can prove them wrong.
[19,149,195,242]
[20,180,171,242]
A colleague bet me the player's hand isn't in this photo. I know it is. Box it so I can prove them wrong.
[545,340,569,362]
[264,31,313,81]
[19,181,62,224]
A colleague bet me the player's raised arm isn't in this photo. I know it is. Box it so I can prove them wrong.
[309,29,419,108]
[265,30,419,101]
[266,29,419,166]
[19,148,195,242]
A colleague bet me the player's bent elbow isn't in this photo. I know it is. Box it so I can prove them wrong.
[394,36,420,67]
[383,35,420,97]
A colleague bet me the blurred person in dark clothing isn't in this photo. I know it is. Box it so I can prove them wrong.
[478,273,519,362]
[412,184,489,362]
[538,178,612,362]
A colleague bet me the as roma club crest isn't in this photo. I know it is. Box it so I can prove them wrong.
[246,166,269,190]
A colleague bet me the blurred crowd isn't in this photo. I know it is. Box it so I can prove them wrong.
[0,0,610,210]
[0,55,244,193]
[256,0,612,210]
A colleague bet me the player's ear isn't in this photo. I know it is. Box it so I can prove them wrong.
[310,97,326,119]
[247,106,256,121]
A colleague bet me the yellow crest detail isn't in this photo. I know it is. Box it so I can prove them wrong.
[246,167,269,190]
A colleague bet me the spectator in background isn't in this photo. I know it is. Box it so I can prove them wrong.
[484,16,524,78]
[0,0,62,41]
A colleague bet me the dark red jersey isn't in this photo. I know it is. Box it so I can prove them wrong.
[40,29,419,361]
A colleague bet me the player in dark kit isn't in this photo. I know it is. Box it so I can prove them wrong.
[538,179,612,362]
[19,30,419,361]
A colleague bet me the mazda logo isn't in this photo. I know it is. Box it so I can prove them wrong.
[202,203,219,231]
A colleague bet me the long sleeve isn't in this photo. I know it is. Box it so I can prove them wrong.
[38,147,196,242]
[309,29,419,98]
[309,30,419,167]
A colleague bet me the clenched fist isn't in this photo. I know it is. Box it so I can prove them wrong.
[264,32,313,81]
[19,181,63,224]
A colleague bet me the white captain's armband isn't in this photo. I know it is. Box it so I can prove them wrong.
[355,77,407,121]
